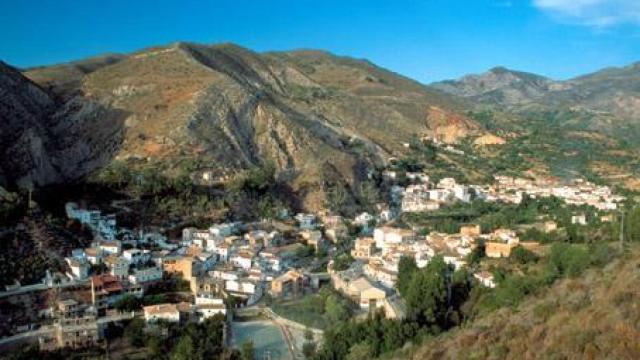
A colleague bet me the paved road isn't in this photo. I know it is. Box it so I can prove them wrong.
[0,326,53,346]
[0,312,136,346]
[0,279,89,299]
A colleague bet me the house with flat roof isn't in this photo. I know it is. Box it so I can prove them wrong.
[349,277,387,310]
[104,255,129,279]
[143,302,193,323]
[271,269,307,299]
[128,267,163,285]
[351,237,376,260]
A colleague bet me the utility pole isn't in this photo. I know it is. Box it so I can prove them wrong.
[619,209,625,252]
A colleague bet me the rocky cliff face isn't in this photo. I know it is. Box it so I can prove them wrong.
[0,61,57,187]
[0,61,125,188]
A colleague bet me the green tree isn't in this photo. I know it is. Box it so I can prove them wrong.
[509,245,539,265]
[124,318,145,347]
[404,256,449,332]
[240,340,255,360]
[113,295,142,312]
[171,335,195,360]
[396,256,418,298]
[324,295,349,323]
[146,335,164,358]
[296,245,315,258]
[346,342,374,360]
[303,341,317,359]
[358,181,379,211]
[326,184,349,212]
[547,243,590,278]
[332,254,355,271]
[624,206,640,243]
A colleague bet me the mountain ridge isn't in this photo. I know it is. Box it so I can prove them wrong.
[5,42,482,210]
[5,42,640,208]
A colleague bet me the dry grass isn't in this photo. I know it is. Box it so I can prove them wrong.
[391,246,640,360]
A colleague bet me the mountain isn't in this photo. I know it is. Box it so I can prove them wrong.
[6,42,639,208]
[544,62,640,122]
[432,66,560,106]
[15,42,481,209]
[432,62,640,125]
[0,61,125,188]
[432,62,640,187]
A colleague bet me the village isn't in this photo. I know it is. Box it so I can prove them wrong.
[0,166,626,359]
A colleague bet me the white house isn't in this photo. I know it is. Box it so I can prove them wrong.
[349,277,387,310]
[195,297,226,321]
[123,249,151,265]
[354,212,376,231]
[98,240,122,255]
[473,271,496,288]
[84,247,103,265]
[437,177,457,189]
[230,253,253,270]
[65,257,90,280]
[143,303,192,323]
[373,227,414,249]
[215,244,230,262]
[195,294,224,305]
[453,185,471,202]
[211,269,239,281]
[129,267,163,284]
[225,278,261,303]
[259,252,283,272]
[571,214,587,225]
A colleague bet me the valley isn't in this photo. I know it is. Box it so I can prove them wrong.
[1,41,640,360]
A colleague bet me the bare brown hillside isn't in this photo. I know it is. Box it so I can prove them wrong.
[18,42,481,209]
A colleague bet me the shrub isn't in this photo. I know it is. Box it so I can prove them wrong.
[547,243,590,278]
[509,246,539,265]
[113,295,142,312]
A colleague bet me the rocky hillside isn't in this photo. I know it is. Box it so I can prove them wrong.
[9,42,637,208]
[393,246,640,360]
[16,42,481,209]
[0,61,125,189]
[545,62,640,122]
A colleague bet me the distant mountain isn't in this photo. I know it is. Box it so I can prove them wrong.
[432,62,640,122]
[10,42,481,209]
[432,62,640,148]
[432,66,560,105]
[543,62,640,121]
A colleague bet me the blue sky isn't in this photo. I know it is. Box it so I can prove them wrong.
[1,0,639,82]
